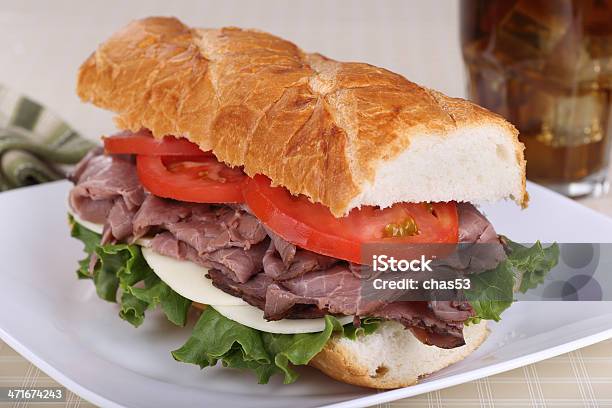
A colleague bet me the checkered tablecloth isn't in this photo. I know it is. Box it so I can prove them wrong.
[386,340,612,408]
[0,341,95,408]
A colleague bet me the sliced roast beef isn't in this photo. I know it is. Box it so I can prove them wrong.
[69,153,144,224]
[409,326,468,349]
[207,268,272,310]
[108,200,137,241]
[208,270,326,319]
[458,203,500,244]
[264,284,317,319]
[432,203,507,273]
[170,205,267,252]
[430,300,474,322]
[204,242,268,283]
[134,195,267,252]
[149,232,190,259]
[132,195,192,239]
[70,150,502,349]
[149,231,268,283]
[369,302,467,348]
[263,238,338,281]
[264,265,364,319]
[265,227,296,264]
[230,211,268,248]
[69,147,101,183]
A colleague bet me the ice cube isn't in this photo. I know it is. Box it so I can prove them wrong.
[543,89,606,147]
[493,0,574,63]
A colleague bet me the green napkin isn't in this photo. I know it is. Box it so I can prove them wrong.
[0,85,96,191]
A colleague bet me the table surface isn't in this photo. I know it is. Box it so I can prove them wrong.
[1,1,612,407]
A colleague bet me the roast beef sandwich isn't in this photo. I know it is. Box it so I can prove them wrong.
[67,17,558,389]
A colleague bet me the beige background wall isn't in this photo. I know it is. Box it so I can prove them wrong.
[0,0,463,140]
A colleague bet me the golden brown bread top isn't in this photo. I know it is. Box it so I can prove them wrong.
[78,17,526,216]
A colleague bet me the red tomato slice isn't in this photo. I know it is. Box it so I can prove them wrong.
[243,175,458,263]
[136,155,247,203]
[104,129,209,156]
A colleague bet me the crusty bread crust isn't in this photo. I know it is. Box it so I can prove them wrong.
[78,17,527,216]
[310,321,489,389]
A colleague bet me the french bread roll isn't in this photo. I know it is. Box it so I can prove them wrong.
[77,17,527,217]
[310,320,489,389]
[77,18,506,388]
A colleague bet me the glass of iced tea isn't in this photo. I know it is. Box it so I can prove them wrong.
[461,0,612,197]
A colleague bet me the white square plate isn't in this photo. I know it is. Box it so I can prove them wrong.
[1,181,612,408]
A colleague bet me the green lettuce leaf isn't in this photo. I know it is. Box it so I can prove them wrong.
[171,307,277,383]
[507,240,560,293]
[465,260,514,322]
[261,316,344,383]
[130,273,193,326]
[172,307,364,384]
[119,290,149,327]
[466,237,559,323]
[69,217,100,280]
[69,214,191,327]
[343,317,381,340]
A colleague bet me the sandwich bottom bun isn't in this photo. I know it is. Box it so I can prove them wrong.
[310,321,488,389]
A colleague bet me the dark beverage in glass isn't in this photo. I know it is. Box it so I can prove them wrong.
[461,0,612,197]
